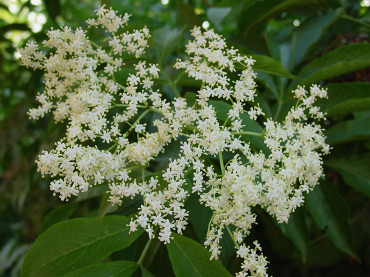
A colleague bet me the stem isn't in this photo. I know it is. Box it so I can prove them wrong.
[223,117,230,128]
[124,109,150,137]
[137,237,154,266]
[232,131,264,137]
[148,107,163,115]
[342,14,370,29]
[226,225,239,248]
[126,165,145,171]
[90,40,100,49]
[219,151,225,175]
[114,103,163,115]
[207,214,215,237]
[107,143,117,152]
[161,69,181,98]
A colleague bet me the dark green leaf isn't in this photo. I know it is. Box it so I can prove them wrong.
[291,11,335,66]
[44,0,61,20]
[325,154,370,197]
[278,207,309,262]
[207,7,232,31]
[167,234,232,277]
[62,261,137,277]
[256,72,279,99]
[39,202,78,234]
[241,0,330,33]
[306,181,358,259]
[187,194,212,243]
[21,216,144,277]
[186,195,234,265]
[252,55,298,79]
[297,43,370,85]
[141,265,154,277]
[326,117,370,144]
[264,29,281,62]
[307,237,347,267]
[317,83,370,116]
[175,2,201,28]
[153,26,184,65]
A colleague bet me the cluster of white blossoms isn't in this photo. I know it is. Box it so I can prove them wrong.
[19,6,329,277]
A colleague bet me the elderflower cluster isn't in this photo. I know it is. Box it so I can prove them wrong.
[19,6,329,277]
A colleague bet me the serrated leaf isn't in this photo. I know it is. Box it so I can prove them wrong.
[317,83,370,116]
[61,261,137,277]
[306,181,358,260]
[21,216,144,277]
[153,26,184,65]
[297,43,370,85]
[326,117,370,144]
[252,54,298,79]
[167,234,232,277]
[325,154,370,197]
[207,7,232,31]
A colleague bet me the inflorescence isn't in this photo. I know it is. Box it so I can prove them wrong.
[18,5,329,277]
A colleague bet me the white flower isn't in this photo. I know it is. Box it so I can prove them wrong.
[20,9,329,276]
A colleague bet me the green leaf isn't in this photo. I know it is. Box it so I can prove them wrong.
[252,55,298,79]
[256,72,279,99]
[153,26,184,65]
[297,43,370,85]
[325,154,370,197]
[290,11,335,66]
[186,194,212,243]
[186,195,234,265]
[241,0,330,33]
[39,202,78,234]
[207,7,232,31]
[306,181,358,260]
[264,29,281,62]
[76,184,108,201]
[175,2,201,28]
[326,117,370,144]
[21,216,144,277]
[278,207,309,262]
[317,82,370,116]
[306,237,347,267]
[167,234,232,277]
[61,261,137,277]
[141,265,154,277]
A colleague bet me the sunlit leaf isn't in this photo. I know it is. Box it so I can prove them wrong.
[167,234,232,277]
[21,216,143,277]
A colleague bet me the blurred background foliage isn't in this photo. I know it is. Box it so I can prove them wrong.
[0,0,369,276]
